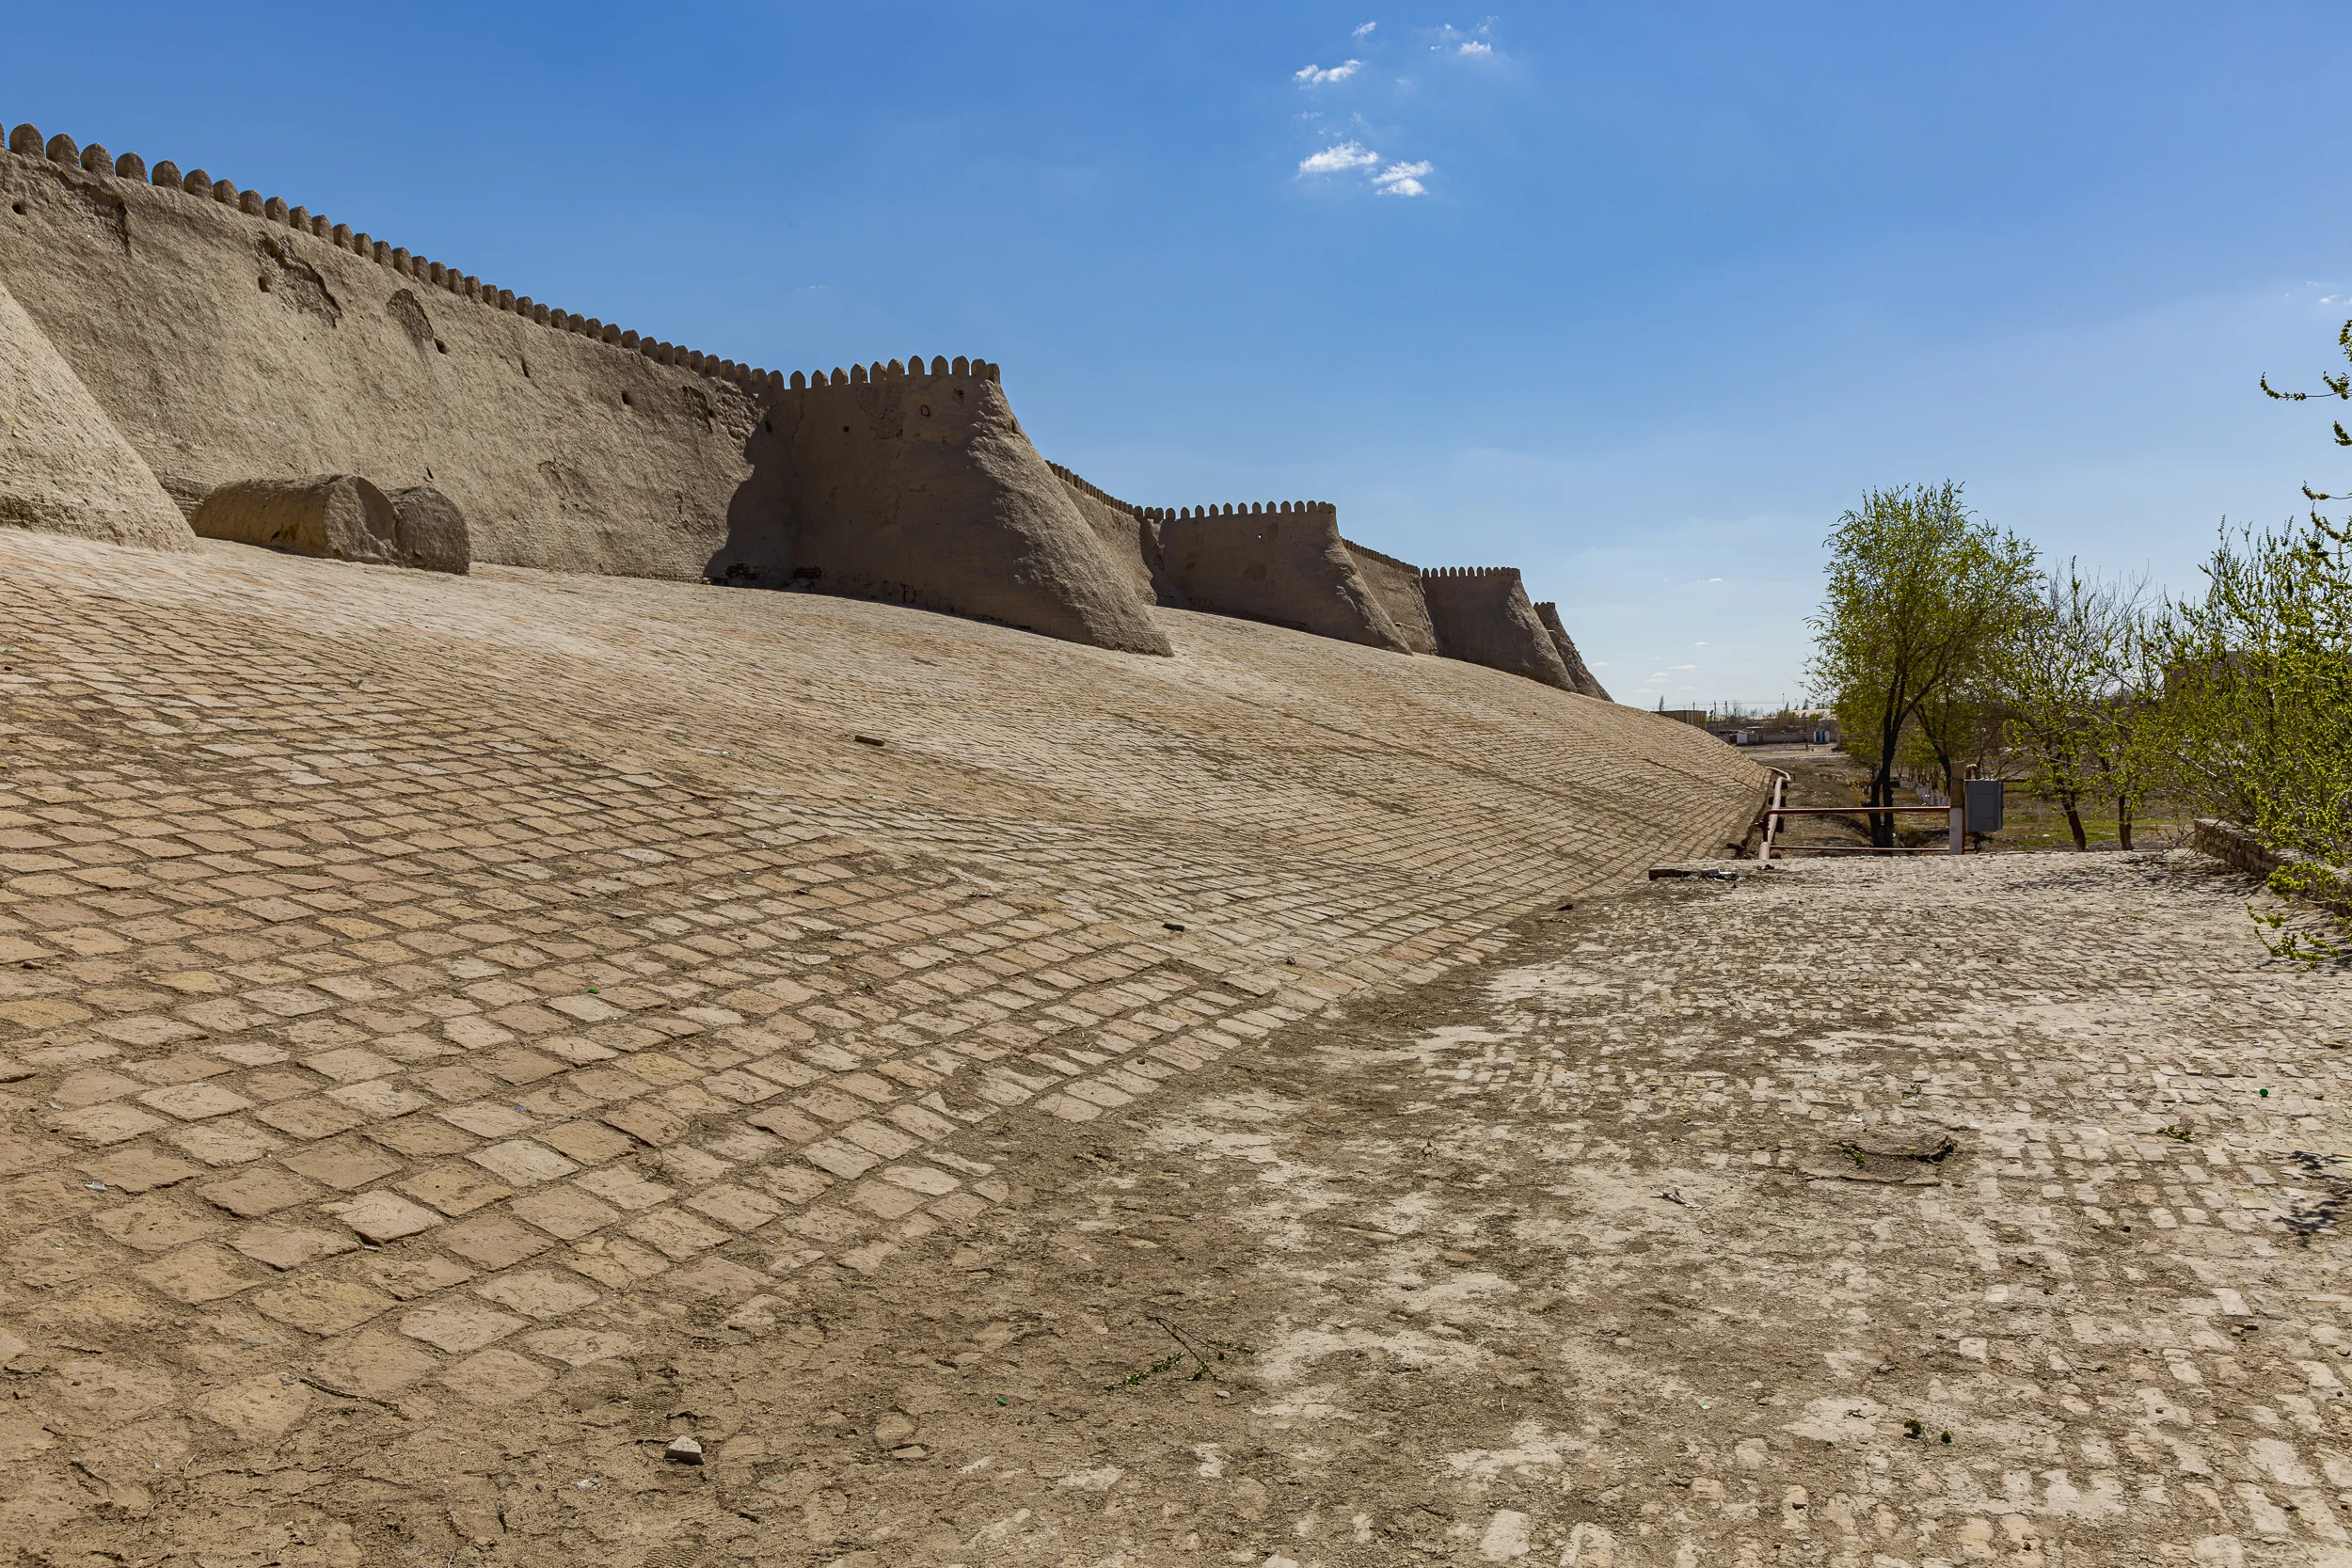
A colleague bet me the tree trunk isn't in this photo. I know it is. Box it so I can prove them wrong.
[1872,703,1904,849]
[2117,796,2133,850]
[2064,800,2088,850]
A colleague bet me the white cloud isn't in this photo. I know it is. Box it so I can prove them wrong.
[1295,59,1363,85]
[1373,159,1432,197]
[1458,40,1492,55]
[1298,141,1380,177]
[1355,20,1377,36]
[1693,641,1708,646]
[1670,663,1698,671]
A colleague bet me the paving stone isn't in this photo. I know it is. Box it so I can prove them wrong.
[505,1185,621,1241]
[53,1069,146,1108]
[41,1102,169,1145]
[251,1278,396,1336]
[438,1104,535,1138]
[624,1208,732,1260]
[437,1214,552,1268]
[560,1235,671,1289]
[80,1148,204,1194]
[324,1080,433,1118]
[601,1101,689,1147]
[300,1048,398,1083]
[396,1164,514,1216]
[365,1117,478,1159]
[681,1183,784,1230]
[398,1299,528,1354]
[254,1098,373,1140]
[199,1167,320,1219]
[90,1196,221,1253]
[666,1256,766,1299]
[135,1085,254,1123]
[308,1330,441,1400]
[473,1270,598,1319]
[538,1120,636,1165]
[571,1167,672,1212]
[230,1225,361,1271]
[281,1143,405,1191]
[749,1166,834,1206]
[325,1192,442,1244]
[359,1253,476,1301]
[467,1140,579,1186]
[134,1243,262,1304]
[166,1120,286,1166]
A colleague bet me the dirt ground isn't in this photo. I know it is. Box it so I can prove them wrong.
[23,850,2339,1568]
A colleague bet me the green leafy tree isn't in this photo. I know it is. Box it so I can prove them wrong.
[1999,564,2150,849]
[1807,483,2040,847]
[2160,511,2352,956]
[2148,323,2352,957]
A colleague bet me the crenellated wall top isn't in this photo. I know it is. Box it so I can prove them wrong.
[785,356,999,390]
[4,120,802,394]
[1143,500,1334,523]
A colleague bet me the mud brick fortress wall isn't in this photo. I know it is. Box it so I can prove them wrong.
[0,119,1610,694]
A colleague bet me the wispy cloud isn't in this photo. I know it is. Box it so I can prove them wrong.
[1295,59,1363,86]
[1433,22,1500,58]
[1353,20,1377,36]
[1374,159,1433,197]
[1298,141,1381,177]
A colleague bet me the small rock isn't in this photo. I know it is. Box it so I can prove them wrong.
[1439,1249,1481,1265]
[665,1435,704,1465]
[889,1444,929,1461]
[874,1412,918,1447]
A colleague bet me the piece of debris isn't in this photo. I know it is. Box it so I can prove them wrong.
[1657,1187,1699,1209]
[664,1436,704,1465]
[851,734,885,747]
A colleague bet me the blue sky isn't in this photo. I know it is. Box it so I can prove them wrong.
[8,3,2352,706]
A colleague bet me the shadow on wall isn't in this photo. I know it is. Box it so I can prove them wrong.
[1146,502,1408,652]
[1422,568,1577,692]
[705,357,1170,657]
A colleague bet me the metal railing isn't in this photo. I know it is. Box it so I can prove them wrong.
[1758,802,1968,857]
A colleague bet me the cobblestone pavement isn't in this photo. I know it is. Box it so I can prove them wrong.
[591,851,2344,1568]
[0,531,1759,1565]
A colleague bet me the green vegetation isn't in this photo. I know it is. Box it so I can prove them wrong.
[1805,483,2038,847]
[1805,317,2352,957]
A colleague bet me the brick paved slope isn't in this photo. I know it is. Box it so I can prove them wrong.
[0,530,1759,1559]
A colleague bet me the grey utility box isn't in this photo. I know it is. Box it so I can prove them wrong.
[1964,779,2005,833]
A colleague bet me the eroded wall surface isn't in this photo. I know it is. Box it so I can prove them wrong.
[1422,568,1577,690]
[1151,503,1408,651]
[709,363,1171,655]
[1343,540,1439,656]
[0,277,194,551]
[0,150,760,578]
[1534,600,1612,701]
[1049,463,1163,607]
